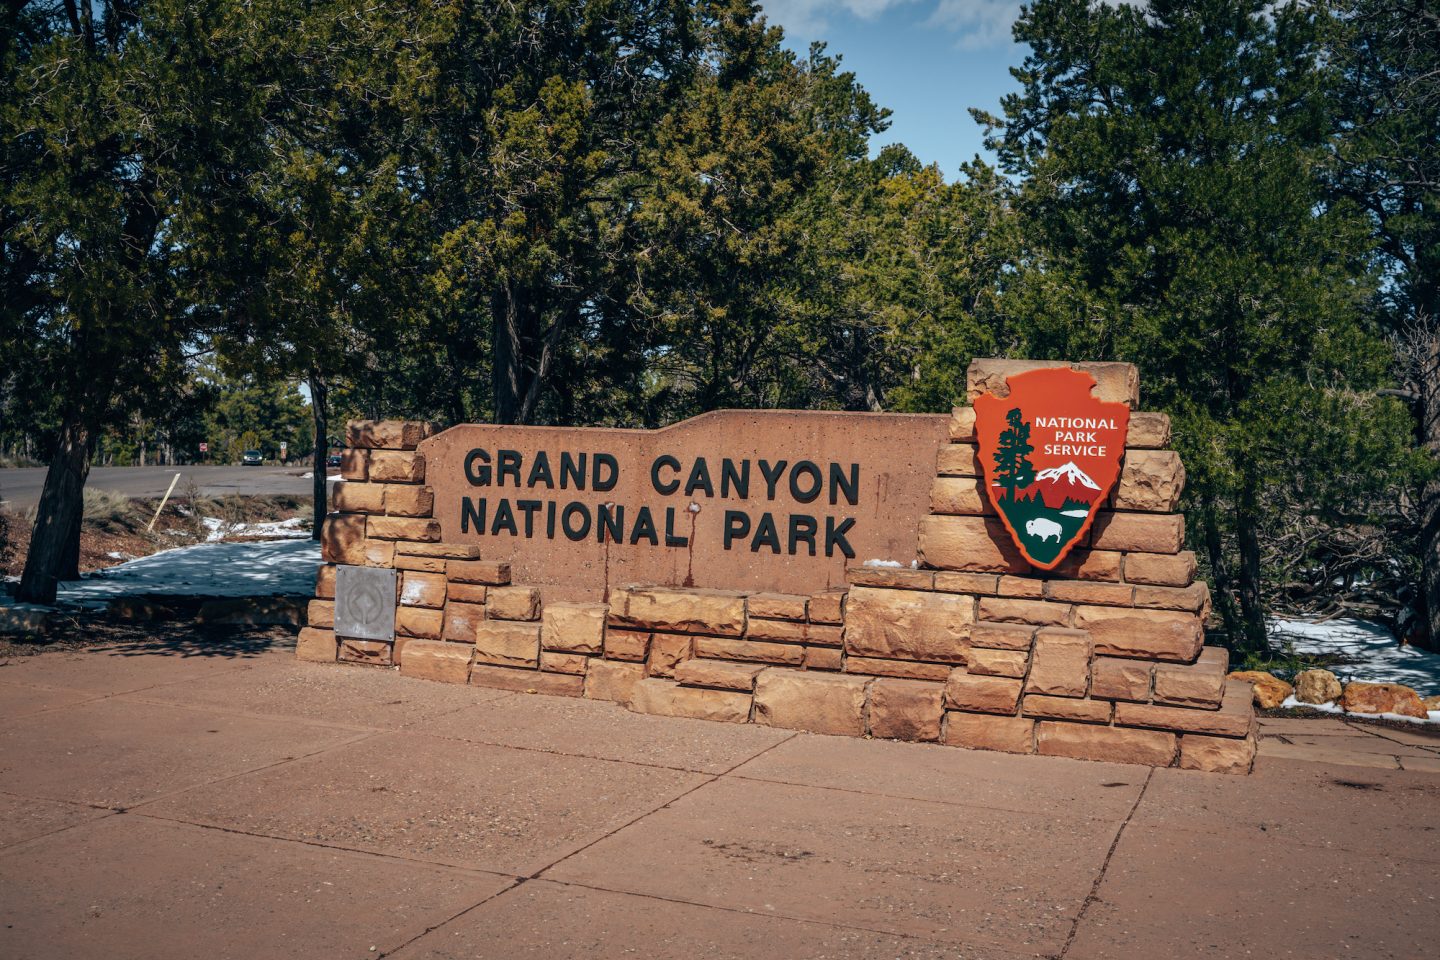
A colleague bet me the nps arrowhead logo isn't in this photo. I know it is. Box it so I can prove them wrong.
[974,368,1130,570]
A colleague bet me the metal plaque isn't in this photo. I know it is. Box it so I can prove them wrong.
[334,565,397,641]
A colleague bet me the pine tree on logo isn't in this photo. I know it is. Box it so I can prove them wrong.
[993,407,1035,503]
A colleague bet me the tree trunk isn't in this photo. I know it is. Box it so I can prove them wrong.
[308,371,329,543]
[17,417,91,604]
[1418,326,1440,651]
[1199,493,1244,646]
[1233,479,1270,656]
[492,285,522,424]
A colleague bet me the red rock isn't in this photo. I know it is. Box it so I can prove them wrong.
[399,571,447,609]
[842,657,952,681]
[694,637,803,665]
[628,679,752,723]
[448,560,512,585]
[367,516,441,542]
[473,621,541,668]
[345,419,436,450]
[674,659,766,691]
[469,664,584,697]
[753,669,871,736]
[306,600,334,629]
[1022,695,1111,724]
[367,450,426,483]
[396,606,444,640]
[541,601,607,654]
[807,590,846,624]
[1153,647,1227,708]
[804,647,844,671]
[1024,627,1092,697]
[1091,657,1153,702]
[966,648,1028,679]
[583,660,646,702]
[1089,512,1184,554]
[539,652,591,676]
[1122,551,1197,587]
[843,586,973,662]
[647,633,693,677]
[746,593,808,621]
[1036,722,1177,766]
[1294,669,1342,705]
[1340,682,1428,718]
[845,566,936,590]
[867,679,945,742]
[1178,731,1257,774]
[943,673,1022,714]
[296,627,337,662]
[400,639,473,684]
[942,713,1034,754]
[1228,670,1293,709]
[339,639,392,666]
[442,602,487,644]
[603,628,651,662]
[486,585,541,621]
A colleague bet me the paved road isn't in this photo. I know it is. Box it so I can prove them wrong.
[0,465,335,509]
[0,638,1435,958]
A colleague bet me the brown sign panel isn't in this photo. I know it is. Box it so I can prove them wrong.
[420,411,949,600]
[974,368,1130,569]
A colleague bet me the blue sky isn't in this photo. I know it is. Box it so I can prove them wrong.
[758,0,1027,177]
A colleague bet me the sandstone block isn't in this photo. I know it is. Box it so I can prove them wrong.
[807,590,846,625]
[1025,627,1092,697]
[918,516,1028,574]
[1123,551,1197,587]
[1115,680,1252,736]
[747,593,808,621]
[1294,668,1342,705]
[1091,657,1153,702]
[1179,731,1257,774]
[332,482,385,514]
[340,448,368,481]
[949,405,976,441]
[1340,681,1428,718]
[394,554,446,574]
[367,450,426,483]
[296,627,338,662]
[339,638,392,666]
[320,514,367,564]
[843,586,973,663]
[1132,582,1210,613]
[541,601,607,654]
[1153,647,1227,708]
[967,647,1028,679]
[396,542,482,560]
[583,659,646,703]
[400,639,473,684]
[868,679,945,742]
[675,659,767,691]
[470,664,584,697]
[367,516,441,542]
[746,618,808,643]
[487,585,541,621]
[647,633,693,677]
[1114,450,1185,512]
[399,571,447,609]
[1036,722,1177,766]
[358,540,396,568]
[996,576,1045,598]
[473,621,541,668]
[315,564,337,599]
[967,358,1139,406]
[1074,605,1203,662]
[448,560,512,585]
[930,477,992,516]
[694,637,804,665]
[1089,512,1184,554]
[936,443,980,476]
[1228,670,1293,709]
[933,572,999,595]
[1045,581,1134,606]
[442,602,487,644]
[944,673,1022,714]
[753,669,870,736]
[1052,549,1125,582]
[846,566,936,590]
[804,646,844,670]
[1023,695,1111,723]
[383,484,435,517]
[307,599,335,629]
[978,596,1073,626]
[1126,412,1172,448]
[805,624,844,647]
[604,628,651,662]
[447,582,488,605]
[396,605,444,640]
[970,621,1036,651]
[843,657,952,681]
[942,713,1035,754]
[346,419,437,450]
[540,651,590,676]
[628,679,752,723]
[608,586,746,637]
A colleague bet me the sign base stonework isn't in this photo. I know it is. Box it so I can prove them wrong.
[296,359,1256,775]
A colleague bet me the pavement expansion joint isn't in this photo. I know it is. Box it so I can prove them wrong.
[1059,766,1154,958]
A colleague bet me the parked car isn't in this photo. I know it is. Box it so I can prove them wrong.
[326,454,342,467]
[241,449,264,466]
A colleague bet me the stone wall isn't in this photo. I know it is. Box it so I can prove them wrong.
[297,359,1257,774]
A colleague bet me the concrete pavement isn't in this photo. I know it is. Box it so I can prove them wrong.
[0,636,1436,959]
[0,465,334,509]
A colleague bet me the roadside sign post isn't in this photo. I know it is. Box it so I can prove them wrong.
[146,471,183,533]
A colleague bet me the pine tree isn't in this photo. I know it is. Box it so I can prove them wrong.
[993,408,1036,503]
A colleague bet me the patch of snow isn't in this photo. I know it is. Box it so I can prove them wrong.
[37,538,322,608]
[104,551,137,561]
[1279,695,1439,724]
[1270,617,1440,696]
[200,515,310,542]
[863,559,903,568]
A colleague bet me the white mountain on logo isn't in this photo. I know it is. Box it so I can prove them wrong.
[1035,461,1100,490]
[1033,461,1101,510]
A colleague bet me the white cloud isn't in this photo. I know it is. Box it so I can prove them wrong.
[926,0,1024,49]
[758,0,918,37]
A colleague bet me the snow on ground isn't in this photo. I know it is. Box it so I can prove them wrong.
[1270,617,1440,696]
[13,538,323,608]
[200,516,310,542]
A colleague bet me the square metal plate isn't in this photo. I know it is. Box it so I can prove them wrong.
[334,565,397,642]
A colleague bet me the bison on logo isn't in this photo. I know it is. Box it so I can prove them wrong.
[973,368,1130,569]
